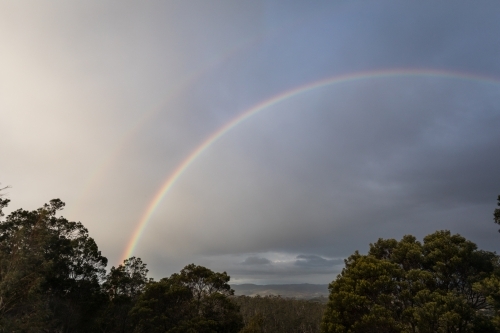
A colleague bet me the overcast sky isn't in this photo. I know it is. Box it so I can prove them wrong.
[2,1,500,284]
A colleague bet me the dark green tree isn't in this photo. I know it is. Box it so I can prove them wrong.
[104,256,150,299]
[477,195,500,328]
[234,295,326,333]
[130,264,243,333]
[98,257,151,333]
[239,313,264,333]
[321,231,499,333]
[0,185,9,219]
[0,197,51,332]
[129,277,193,332]
[174,264,243,332]
[0,199,108,332]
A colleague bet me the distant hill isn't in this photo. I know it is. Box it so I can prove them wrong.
[231,283,329,300]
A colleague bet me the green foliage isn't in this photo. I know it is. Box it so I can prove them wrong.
[130,264,244,333]
[0,199,108,332]
[104,256,150,299]
[176,263,234,301]
[98,256,151,332]
[321,231,500,333]
[129,277,193,332]
[4,193,500,332]
[176,264,243,332]
[239,313,265,333]
[0,199,51,331]
[0,185,9,219]
[0,197,244,332]
[234,295,326,333]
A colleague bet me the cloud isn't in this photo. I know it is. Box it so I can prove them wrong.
[242,256,271,265]
[178,252,346,284]
[3,1,500,285]
[295,255,343,268]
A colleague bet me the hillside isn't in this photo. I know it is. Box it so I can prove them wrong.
[231,283,329,300]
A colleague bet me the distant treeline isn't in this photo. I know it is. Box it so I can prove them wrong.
[1,192,500,332]
[233,295,326,333]
[232,283,328,299]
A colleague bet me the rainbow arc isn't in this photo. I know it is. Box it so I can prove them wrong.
[120,68,500,264]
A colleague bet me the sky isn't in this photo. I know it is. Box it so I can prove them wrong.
[1,1,500,284]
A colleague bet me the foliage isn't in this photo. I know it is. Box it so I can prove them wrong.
[239,313,265,333]
[0,199,109,332]
[4,193,500,332]
[129,277,194,332]
[0,199,51,331]
[0,197,244,332]
[130,264,244,333]
[234,295,326,333]
[0,185,9,219]
[98,256,151,332]
[321,231,500,333]
[104,256,150,299]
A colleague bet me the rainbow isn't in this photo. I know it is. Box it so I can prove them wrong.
[119,68,500,264]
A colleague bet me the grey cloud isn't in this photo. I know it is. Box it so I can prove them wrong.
[295,255,343,268]
[3,1,500,285]
[241,256,271,265]
[121,1,500,284]
[182,252,346,284]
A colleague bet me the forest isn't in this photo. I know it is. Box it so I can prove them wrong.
[1,193,500,332]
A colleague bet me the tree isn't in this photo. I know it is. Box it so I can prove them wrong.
[104,256,150,300]
[479,194,500,328]
[129,277,193,332]
[98,257,151,333]
[234,295,326,333]
[0,184,10,219]
[174,264,243,332]
[0,197,51,332]
[0,199,108,332]
[130,264,244,333]
[239,313,264,333]
[321,231,499,333]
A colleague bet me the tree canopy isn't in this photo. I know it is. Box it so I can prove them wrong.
[321,231,500,333]
[0,198,243,333]
[3,193,500,332]
[234,295,326,333]
[130,264,243,333]
[0,198,108,331]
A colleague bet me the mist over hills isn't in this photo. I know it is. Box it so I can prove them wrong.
[231,283,329,300]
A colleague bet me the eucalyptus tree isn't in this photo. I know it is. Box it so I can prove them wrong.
[0,199,108,332]
[322,231,499,333]
[98,256,151,333]
[130,264,243,333]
